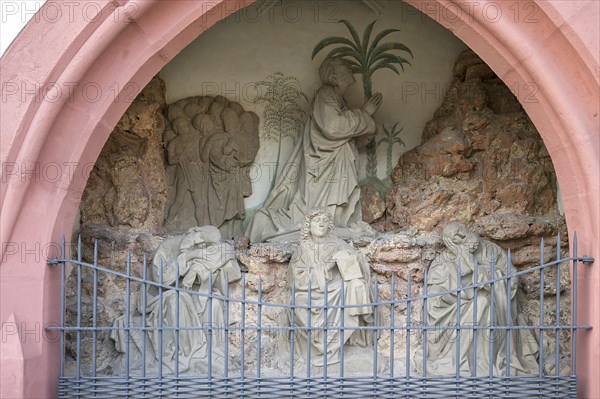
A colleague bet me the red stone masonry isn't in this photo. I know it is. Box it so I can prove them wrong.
[1,1,598,397]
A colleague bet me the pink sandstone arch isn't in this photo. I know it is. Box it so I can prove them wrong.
[1,0,598,397]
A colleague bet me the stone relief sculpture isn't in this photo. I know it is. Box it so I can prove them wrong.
[252,72,308,192]
[421,222,539,376]
[111,226,242,374]
[280,208,376,370]
[246,57,383,242]
[164,96,260,238]
[312,20,412,197]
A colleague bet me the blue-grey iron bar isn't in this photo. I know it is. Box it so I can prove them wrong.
[540,239,545,381]
[339,277,345,378]
[472,257,478,378]
[307,281,312,380]
[257,277,262,381]
[208,273,213,387]
[456,260,462,380]
[93,240,98,380]
[323,282,328,381]
[141,254,148,395]
[489,255,495,380]
[290,282,295,380]
[125,252,131,393]
[47,254,590,308]
[175,258,180,380]
[556,233,561,381]
[46,323,589,333]
[405,271,411,380]
[76,234,82,380]
[59,236,66,377]
[125,252,131,396]
[389,273,395,378]
[225,274,230,379]
[507,249,512,378]
[48,232,593,398]
[241,272,246,380]
[572,233,578,375]
[373,277,379,381]
[158,260,163,380]
[422,266,428,379]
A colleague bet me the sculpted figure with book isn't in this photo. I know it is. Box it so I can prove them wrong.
[285,208,375,368]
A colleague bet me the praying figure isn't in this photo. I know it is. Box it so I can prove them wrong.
[424,222,539,376]
[246,57,382,242]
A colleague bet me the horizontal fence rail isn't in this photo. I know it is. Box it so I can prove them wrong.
[48,233,593,398]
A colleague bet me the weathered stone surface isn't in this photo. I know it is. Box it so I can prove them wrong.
[80,77,167,232]
[361,185,386,223]
[65,225,166,374]
[70,77,168,373]
[379,50,570,364]
[386,50,563,269]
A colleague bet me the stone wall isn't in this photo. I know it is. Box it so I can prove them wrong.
[66,77,168,374]
[80,77,167,232]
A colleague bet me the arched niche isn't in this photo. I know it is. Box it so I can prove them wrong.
[0,1,597,397]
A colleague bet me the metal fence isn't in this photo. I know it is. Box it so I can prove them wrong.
[48,233,593,398]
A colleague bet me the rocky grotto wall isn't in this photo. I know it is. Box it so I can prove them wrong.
[68,50,571,376]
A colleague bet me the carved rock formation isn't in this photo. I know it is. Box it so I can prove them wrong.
[80,77,167,232]
[381,49,565,270]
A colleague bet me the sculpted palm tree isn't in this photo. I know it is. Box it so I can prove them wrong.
[378,122,405,178]
[312,19,413,99]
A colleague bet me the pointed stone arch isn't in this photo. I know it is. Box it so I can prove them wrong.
[1,1,597,397]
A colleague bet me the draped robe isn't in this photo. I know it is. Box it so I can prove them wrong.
[246,85,376,242]
[425,239,539,376]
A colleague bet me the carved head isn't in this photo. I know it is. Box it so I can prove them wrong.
[192,113,216,135]
[172,117,195,136]
[179,226,221,251]
[442,222,479,255]
[301,208,334,242]
[319,57,356,91]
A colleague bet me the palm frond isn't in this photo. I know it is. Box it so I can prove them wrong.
[369,42,413,66]
[371,53,411,72]
[361,20,377,61]
[367,28,401,58]
[313,19,413,99]
[379,62,401,75]
[378,137,391,145]
[324,47,363,66]
[312,37,359,59]
[337,19,362,49]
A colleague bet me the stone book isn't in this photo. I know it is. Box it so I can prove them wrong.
[333,251,363,281]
